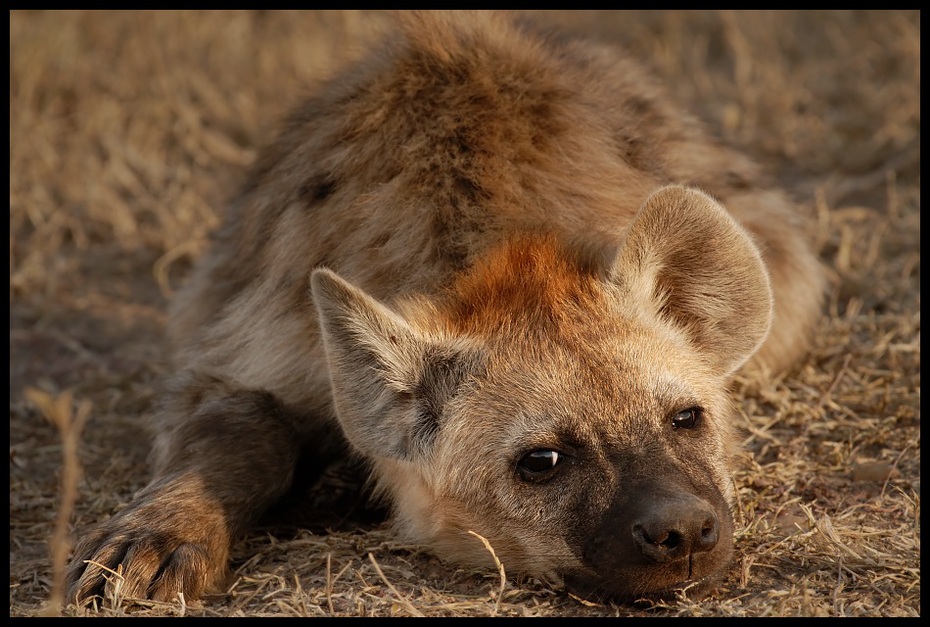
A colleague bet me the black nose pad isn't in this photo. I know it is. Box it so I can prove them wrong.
[632,497,719,563]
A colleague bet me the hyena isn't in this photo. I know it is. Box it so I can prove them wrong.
[68,11,823,605]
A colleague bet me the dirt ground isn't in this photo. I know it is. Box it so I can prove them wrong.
[10,10,919,617]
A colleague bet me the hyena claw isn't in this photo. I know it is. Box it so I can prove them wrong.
[66,482,230,606]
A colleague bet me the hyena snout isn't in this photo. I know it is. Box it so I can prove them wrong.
[568,484,733,600]
[632,494,720,564]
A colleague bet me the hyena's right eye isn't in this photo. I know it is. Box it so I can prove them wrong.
[672,406,703,429]
[517,449,563,482]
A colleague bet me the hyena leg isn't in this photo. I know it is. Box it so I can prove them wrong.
[66,372,321,605]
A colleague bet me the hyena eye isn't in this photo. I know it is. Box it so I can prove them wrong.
[517,449,562,481]
[672,407,702,429]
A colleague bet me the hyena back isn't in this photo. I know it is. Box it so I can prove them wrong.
[68,11,823,605]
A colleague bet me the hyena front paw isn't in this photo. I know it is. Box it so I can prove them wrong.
[67,494,231,606]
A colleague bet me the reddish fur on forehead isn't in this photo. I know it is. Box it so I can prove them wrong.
[437,234,608,337]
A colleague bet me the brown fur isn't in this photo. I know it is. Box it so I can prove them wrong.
[68,11,823,605]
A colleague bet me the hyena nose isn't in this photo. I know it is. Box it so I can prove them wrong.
[631,496,719,563]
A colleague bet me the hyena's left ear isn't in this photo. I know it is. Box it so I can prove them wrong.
[311,269,473,461]
[611,185,773,376]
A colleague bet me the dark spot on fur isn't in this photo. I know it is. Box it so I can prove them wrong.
[454,132,473,157]
[522,97,568,152]
[369,231,392,249]
[299,176,337,205]
[452,174,486,205]
[626,95,656,119]
[724,170,751,190]
[614,130,664,176]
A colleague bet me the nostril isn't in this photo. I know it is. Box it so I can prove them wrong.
[633,524,686,563]
[658,530,681,549]
[696,517,719,552]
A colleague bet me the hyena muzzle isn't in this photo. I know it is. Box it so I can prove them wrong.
[67,11,823,605]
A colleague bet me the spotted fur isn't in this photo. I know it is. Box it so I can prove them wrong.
[68,11,823,605]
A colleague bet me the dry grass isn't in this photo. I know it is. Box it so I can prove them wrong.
[10,10,919,617]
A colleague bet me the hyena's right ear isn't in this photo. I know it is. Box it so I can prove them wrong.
[611,185,773,377]
[310,269,474,461]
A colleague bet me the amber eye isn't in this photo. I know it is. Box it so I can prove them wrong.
[672,407,701,429]
[518,449,562,480]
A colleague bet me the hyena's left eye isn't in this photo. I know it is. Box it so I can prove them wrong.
[517,449,562,481]
[672,407,702,429]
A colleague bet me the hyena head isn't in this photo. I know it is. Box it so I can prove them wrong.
[311,186,773,601]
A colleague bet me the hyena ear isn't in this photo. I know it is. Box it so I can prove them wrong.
[611,185,773,376]
[310,268,471,461]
